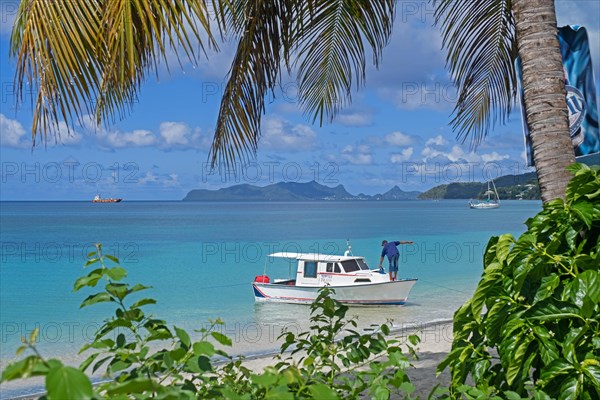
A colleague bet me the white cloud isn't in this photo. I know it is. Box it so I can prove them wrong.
[426,135,448,146]
[101,129,157,148]
[138,171,158,185]
[481,152,509,163]
[422,145,480,163]
[158,121,206,150]
[0,114,28,148]
[55,122,82,146]
[384,131,413,146]
[160,122,191,146]
[80,116,208,150]
[0,114,81,148]
[261,118,316,151]
[390,147,414,163]
[342,144,372,165]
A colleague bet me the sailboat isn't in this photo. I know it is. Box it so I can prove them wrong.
[469,180,500,209]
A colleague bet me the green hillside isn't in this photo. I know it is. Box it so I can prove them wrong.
[418,172,540,200]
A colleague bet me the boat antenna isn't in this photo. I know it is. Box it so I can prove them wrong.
[344,239,353,256]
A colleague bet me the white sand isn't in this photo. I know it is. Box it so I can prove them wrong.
[1,322,454,399]
[239,321,453,398]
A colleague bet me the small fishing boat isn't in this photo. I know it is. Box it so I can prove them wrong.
[469,180,500,209]
[252,243,417,305]
[92,194,123,203]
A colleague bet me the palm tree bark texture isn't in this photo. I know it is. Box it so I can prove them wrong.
[512,0,575,202]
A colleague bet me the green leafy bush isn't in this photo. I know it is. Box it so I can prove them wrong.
[438,164,600,399]
[1,244,419,399]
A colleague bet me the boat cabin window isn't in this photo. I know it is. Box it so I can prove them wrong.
[356,259,370,270]
[340,260,360,273]
[326,262,334,273]
[334,264,341,273]
[304,261,317,278]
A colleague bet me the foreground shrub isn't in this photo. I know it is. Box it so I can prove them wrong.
[439,164,600,399]
[1,244,419,399]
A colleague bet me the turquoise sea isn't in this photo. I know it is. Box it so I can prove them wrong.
[0,200,541,397]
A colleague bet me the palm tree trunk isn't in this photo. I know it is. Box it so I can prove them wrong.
[512,0,575,202]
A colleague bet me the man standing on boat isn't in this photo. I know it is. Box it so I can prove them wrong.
[379,240,413,281]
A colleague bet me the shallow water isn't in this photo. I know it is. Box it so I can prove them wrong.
[0,200,541,398]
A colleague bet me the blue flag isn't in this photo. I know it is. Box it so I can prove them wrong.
[520,25,599,166]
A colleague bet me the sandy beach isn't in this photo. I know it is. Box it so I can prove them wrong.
[1,321,453,399]
[240,321,454,398]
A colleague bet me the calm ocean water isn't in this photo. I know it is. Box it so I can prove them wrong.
[0,200,541,396]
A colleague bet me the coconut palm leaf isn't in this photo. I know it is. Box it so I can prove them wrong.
[209,0,296,167]
[434,0,518,147]
[210,0,395,167]
[96,0,215,126]
[10,0,103,143]
[294,0,395,125]
[10,0,215,143]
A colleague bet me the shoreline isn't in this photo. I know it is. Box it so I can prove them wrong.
[0,321,453,399]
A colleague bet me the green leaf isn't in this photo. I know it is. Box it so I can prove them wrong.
[129,283,151,294]
[193,341,215,356]
[105,254,120,264]
[571,202,594,228]
[574,270,600,306]
[559,376,580,400]
[106,266,127,281]
[471,261,502,322]
[73,272,103,291]
[84,258,100,267]
[309,383,340,399]
[15,345,26,357]
[106,378,159,395]
[105,283,128,300]
[540,359,573,382]
[505,391,524,400]
[582,364,600,387]
[175,326,191,348]
[534,273,560,303]
[108,360,130,374]
[1,356,45,382]
[211,331,232,346]
[80,292,113,308]
[495,234,514,263]
[131,298,156,308]
[46,365,93,400]
[506,336,532,385]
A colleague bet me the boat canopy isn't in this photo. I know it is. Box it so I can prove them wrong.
[268,252,363,262]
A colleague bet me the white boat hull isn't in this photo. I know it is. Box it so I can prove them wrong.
[469,201,500,209]
[252,279,417,305]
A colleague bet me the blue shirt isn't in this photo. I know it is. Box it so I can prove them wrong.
[381,241,401,260]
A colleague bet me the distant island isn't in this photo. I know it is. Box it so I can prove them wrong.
[183,181,420,201]
[419,172,540,200]
[183,172,541,201]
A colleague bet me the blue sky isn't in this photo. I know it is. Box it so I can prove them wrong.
[1,0,599,200]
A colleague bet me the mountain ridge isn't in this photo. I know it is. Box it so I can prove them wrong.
[183,180,420,201]
[183,172,540,201]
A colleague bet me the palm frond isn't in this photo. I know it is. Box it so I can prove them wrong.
[209,0,295,167]
[294,0,395,125]
[10,0,103,143]
[95,0,216,126]
[10,0,216,143]
[210,0,395,167]
[434,0,518,147]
